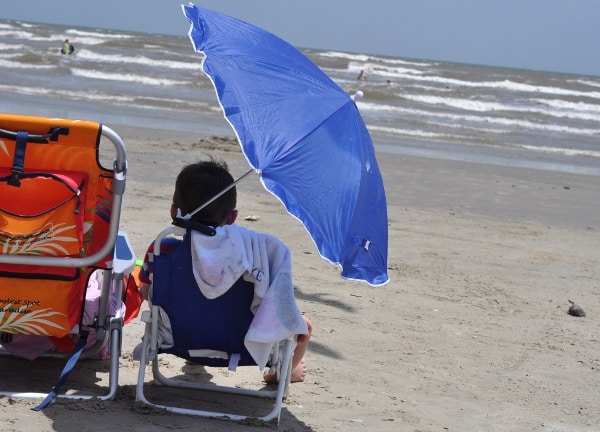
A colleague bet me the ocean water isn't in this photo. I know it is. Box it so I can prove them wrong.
[1,19,599,176]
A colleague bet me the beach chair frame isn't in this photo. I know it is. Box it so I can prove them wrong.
[0,114,134,403]
[135,225,294,423]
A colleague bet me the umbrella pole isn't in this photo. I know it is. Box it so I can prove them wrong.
[187,168,255,218]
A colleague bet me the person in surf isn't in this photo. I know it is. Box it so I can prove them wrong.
[61,39,74,55]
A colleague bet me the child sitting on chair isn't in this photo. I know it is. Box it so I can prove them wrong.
[137,157,312,383]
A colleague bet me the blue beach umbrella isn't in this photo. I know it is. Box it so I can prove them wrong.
[182,4,389,286]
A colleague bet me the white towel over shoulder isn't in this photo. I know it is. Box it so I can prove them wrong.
[190,225,308,368]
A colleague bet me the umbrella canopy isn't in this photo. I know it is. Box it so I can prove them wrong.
[182,4,389,286]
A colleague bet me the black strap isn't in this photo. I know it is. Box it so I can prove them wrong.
[172,217,217,236]
[8,131,27,186]
[0,126,69,143]
[0,127,69,187]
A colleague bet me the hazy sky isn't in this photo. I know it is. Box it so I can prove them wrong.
[3,0,599,76]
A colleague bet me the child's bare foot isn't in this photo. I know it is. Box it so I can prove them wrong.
[291,358,307,382]
[263,369,278,384]
[263,358,307,383]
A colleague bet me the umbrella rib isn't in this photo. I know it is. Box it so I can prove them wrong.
[283,98,356,154]
[187,168,255,219]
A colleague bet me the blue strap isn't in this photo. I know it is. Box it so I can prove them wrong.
[32,331,90,411]
[228,353,240,371]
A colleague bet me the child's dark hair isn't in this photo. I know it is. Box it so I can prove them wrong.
[173,157,236,225]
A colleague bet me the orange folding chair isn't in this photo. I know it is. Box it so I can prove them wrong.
[0,114,136,408]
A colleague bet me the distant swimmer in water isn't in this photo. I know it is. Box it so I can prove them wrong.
[386,79,397,86]
[357,69,367,81]
[61,38,75,55]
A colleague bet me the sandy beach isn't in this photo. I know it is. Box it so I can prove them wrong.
[1,126,599,432]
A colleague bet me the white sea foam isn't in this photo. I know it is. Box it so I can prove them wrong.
[61,36,107,46]
[403,94,508,112]
[0,83,209,111]
[0,29,34,39]
[375,57,432,67]
[533,98,600,119]
[358,100,599,136]
[74,49,199,70]
[369,125,600,159]
[369,125,452,140]
[516,144,600,159]
[348,60,424,77]
[426,119,511,136]
[0,58,54,69]
[65,29,133,40]
[0,28,72,42]
[364,67,600,100]
[320,50,431,67]
[402,94,600,123]
[0,83,131,102]
[71,68,188,86]
[0,43,27,52]
[0,26,124,45]
[574,79,600,89]
[318,51,370,62]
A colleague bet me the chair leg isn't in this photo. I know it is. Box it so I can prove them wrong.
[135,331,294,423]
[135,320,153,405]
[104,320,123,400]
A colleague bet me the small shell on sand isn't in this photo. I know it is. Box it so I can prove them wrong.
[567,300,586,317]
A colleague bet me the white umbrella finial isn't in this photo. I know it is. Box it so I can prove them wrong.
[351,91,364,102]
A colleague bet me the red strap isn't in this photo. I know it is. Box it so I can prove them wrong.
[48,335,76,353]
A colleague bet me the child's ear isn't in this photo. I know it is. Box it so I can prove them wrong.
[224,209,238,225]
[170,203,178,219]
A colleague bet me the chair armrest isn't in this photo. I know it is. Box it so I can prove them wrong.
[113,231,136,275]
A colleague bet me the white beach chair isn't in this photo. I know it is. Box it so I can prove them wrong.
[135,224,295,423]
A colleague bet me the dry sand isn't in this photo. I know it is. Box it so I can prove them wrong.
[1,126,599,431]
